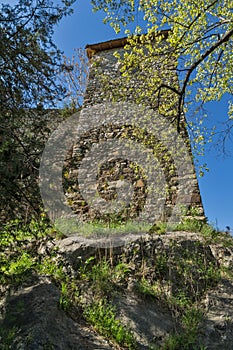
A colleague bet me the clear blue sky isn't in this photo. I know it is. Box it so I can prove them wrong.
[52,0,233,232]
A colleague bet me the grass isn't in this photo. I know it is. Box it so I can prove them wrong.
[0,213,232,350]
[0,216,56,286]
[84,299,136,349]
[133,236,221,349]
[55,217,152,237]
[151,307,205,350]
[54,206,233,248]
[0,326,18,350]
[135,278,162,298]
[174,216,233,247]
[78,257,131,297]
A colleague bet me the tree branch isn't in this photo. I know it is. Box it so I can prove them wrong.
[177,27,233,131]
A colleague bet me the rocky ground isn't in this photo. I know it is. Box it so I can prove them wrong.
[1,231,233,349]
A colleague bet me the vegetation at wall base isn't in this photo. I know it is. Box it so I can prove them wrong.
[84,299,136,349]
[1,215,232,349]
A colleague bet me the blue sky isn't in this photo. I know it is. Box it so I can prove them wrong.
[52,1,233,231]
[3,0,232,231]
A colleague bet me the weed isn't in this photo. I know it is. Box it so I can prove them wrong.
[78,256,95,279]
[37,255,65,281]
[56,218,151,237]
[59,281,72,311]
[169,291,192,310]
[79,257,117,296]
[181,307,203,334]
[84,299,136,349]
[0,326,18,349]
[87,258,114,295]
[113,262,131,283]
[151,306,205,350]
[155,252,169,276]
[135,278,161,298]
[134,240,219,350]
[0,214,229,350]
[173,211,233,248]
[37,255,80,312]
[149,222,167,235]
[1,252,36,285]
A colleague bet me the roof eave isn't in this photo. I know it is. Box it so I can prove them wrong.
[85,30,170,59]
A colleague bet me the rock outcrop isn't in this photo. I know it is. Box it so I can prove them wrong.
[1,231,233,349]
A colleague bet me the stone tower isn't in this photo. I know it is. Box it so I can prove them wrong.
[65,35,204,225]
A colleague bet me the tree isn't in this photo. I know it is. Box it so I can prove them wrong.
[0,0,76,222]
[91,0,233,149]
[59,48,89,109]
[0,0,75,111]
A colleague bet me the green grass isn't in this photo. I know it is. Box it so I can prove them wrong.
[55,217,152,237]
[84,299,136,349]
[0,326,18,350]
[0,214,230,350]
[0,216,55,286]
[149,307,205,350]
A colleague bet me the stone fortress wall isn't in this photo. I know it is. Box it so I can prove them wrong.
[64,36,204,224]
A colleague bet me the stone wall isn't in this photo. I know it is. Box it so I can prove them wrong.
[64,42,204,224]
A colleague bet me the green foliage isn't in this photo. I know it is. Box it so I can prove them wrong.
[137,242,220,305]
[172,206,218,236]
[92,0,233,153]
[0,0,75,110]
[60,103,79,119]
[169,291,191,310]
[181,307,203,335]
[79,257,131,296]
[0,216,53,248]
[175,217,210,234]
[135,278,161,298]
[0,0,76,222]
[38,257,80,313]
[0,216,55,286]
[150,307,205,349]
[114,262,131,283]
[0,216,228,349]
[56,217,152,237]
[149,222,167,235]
[1,252,35,278]
[84,299,136,349]
[91,0,135,34]
[38,256,65,282]
[0,326,18,350]
[0,108,66,222]
[133,238,220,349]
[59,282,72,311]
[157,253,169,275]
[174,212,233,247]
[82,258,114,295]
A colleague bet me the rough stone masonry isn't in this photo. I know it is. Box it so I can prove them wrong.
[64,35,204,224]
